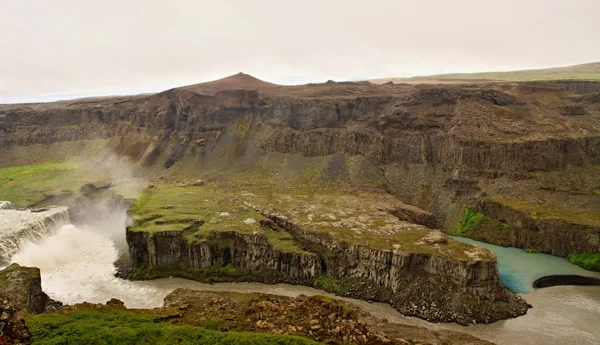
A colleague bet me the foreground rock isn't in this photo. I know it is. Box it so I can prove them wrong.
[0,303,32,345]
[163,289,493,345]
[56,289,491,345]
[0,264,61,314]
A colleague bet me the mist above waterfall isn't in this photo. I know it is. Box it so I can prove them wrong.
[1,149,152,303]
[75,148,146,199]
[10,221,163,306]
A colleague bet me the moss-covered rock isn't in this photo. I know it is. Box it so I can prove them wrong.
[0,264,54,314]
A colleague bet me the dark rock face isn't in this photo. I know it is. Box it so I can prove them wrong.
[0,264,59,314]
[0,303,32,345]
[262,212,530,324]
[127,230,322,284]
[533,275,600,289]
[126,214,530,325]
[470,200,600,257]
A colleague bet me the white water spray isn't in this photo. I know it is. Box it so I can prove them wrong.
[0,206,69,264]
[11,222,165,307]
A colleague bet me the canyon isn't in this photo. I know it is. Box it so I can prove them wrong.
[0,73,599,343]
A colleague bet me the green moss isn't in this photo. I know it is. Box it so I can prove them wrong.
[499,221,509,230]
[313,274,341,295]
[493,198,600,227]
[567,253,600,272]
[457,208,485,235]
[220,263,237,274]
[128,184,307,254]
[0,161,96,207]
[26,310,319,345]
[524,248,540,254]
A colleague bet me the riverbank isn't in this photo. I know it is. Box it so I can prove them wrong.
[5,218,600,345]
[451,236,600,293]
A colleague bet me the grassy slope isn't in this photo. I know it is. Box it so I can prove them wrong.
[0,160,481,261]
[425,62,600,81]
[128,184,307,254]
[0,162,96,207]
[26,310,319,345]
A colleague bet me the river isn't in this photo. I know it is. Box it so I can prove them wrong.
[4,208,600,345]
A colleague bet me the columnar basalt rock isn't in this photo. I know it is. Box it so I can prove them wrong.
[126,229,322,284]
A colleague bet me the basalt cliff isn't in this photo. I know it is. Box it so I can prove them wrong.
[2,74,599,323]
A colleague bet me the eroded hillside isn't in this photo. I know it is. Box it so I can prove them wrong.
[1,74,599,325]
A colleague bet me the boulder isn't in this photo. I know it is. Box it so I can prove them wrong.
[0,303,32,345]
[0,264,57,314]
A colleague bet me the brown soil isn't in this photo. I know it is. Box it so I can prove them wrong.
[59,289,493,345]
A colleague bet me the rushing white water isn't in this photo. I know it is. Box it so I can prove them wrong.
[11,223,166,308]
[4,209,600,345]
[0,205,69,264]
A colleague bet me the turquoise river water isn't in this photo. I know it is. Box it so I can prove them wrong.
[450,236,600,293]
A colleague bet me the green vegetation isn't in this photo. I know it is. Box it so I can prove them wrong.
[242,188,479,260]
[426,62,600,81]
[128,184,306,254]
[0,161,92,206]
[26,310,319,345]
[567,253,600,272]
[220,263,237,274]
[493,198,600,227]
[524,248,540,254]
[313,274,341,294]
[457,208,485,235]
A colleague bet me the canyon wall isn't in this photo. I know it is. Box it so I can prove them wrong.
[126,212,529,325]
[2,80,599,256]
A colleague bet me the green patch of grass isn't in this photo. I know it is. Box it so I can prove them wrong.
[26,310,319,345]
[220,263,237,274]
[457,208,485,235]
[197,318,226,331]
[425,63,600,82]
[313,274,341,294]
[0,161,97,206]
[524,248,540,254]
[127,184,307,254]
[567,253,600,272]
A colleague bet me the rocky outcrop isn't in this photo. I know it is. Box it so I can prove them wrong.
[261,212,529,324]
[126,207,529,324]
[0,303,32,345]
[162,288,494,345]
[469,200,600,257]
[0,264,58,314]
[2,79,600,175]
[126,229,322,284]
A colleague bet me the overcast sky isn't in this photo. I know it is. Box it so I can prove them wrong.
[1,0,598,103]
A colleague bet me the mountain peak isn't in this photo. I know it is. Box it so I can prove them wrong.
[180,73,278,94]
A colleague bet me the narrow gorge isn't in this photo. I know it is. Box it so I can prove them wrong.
[1,74,599,344]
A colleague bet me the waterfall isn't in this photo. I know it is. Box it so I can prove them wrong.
[0,205,70,265]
